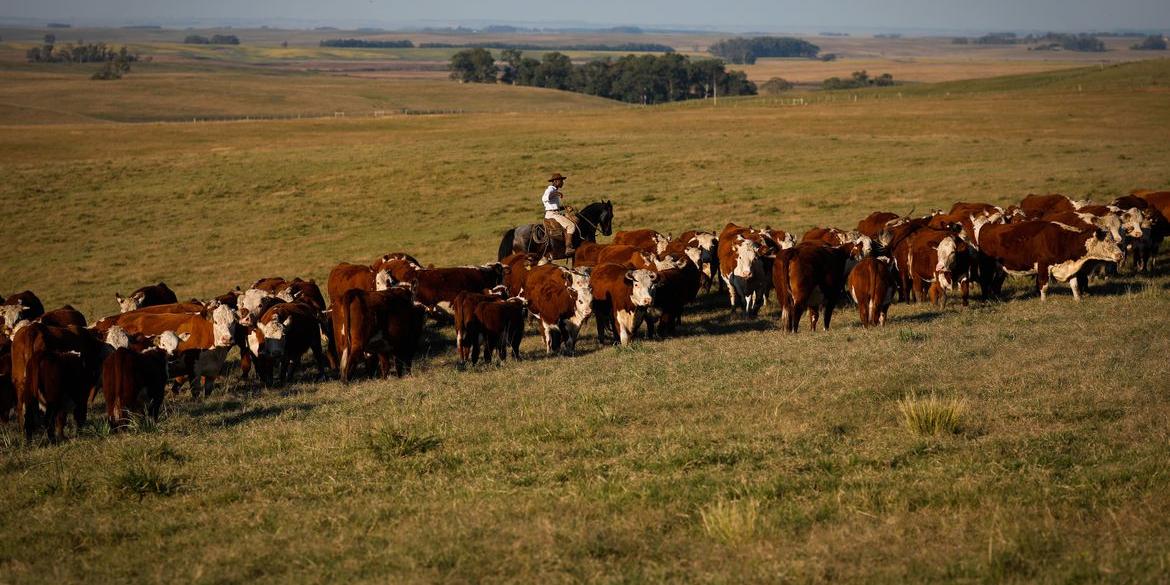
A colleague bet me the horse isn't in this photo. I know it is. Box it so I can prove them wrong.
[497,200,614,261]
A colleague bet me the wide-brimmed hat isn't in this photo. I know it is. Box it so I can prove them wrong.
[548,173,567,182]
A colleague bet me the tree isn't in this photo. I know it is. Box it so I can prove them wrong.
[448,48,497,83]
[1132,35,1167,50]
[534,52,573,90]
[760,77,793,94]
[499,48,523,84]
[43,34,56,45]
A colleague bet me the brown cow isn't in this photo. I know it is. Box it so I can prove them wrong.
[1,290,45,334]
[250,277,288,293]
[856,212,901,240]
[474,297,527,363]
[413,263,508,314]
[590,264,658,346]
[333,287,425,382]
[327,262,391,305]
[572,241,609,268]
[501,252,542,297]
[643,254,702,338]
[900,229,969,307]
[848,256,898,327]
[667,230,720,292]
[613,229,670,254]
[773,243,853,333]
[246,302,329,386]
[521,264,592,354]
[973,214,1124,300]
[39,305,88,328]
[115,282,179,313]
[23,350,91,442]
[101,329,185,428]
[10,323,106,430]
[717,224,771,317]
[98,304,239,397]
[453,290,504,364]
[1019,193,1083,218]
[596,244,655,269]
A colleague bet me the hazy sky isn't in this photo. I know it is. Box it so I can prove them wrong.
[5,0,1170,32]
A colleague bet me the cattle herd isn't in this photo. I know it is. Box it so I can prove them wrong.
[0,190,1167,442]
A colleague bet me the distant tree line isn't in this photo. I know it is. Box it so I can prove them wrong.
[822,70,895,90]
[964,31,1106,52]
[319,38,414,48]
[1131,35,1167,50]
[449,49,756,104]
[707,36,820,64]
[184,34,240,45]
[422,41,675,52]
[26,39,139,66]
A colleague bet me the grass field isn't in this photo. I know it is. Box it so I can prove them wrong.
[1,38,1169,582]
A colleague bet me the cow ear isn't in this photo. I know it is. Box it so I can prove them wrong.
[178,332,192,342]
[624,271,636,283]
[115,292,124,302]
[647,271,658,281]
[1095,229,1107,241]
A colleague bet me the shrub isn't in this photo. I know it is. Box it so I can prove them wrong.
[760,77,794,94]
[898,395,966,436]
[700,498,761,543]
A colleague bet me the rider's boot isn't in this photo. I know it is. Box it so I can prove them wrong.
[563,231,576,255]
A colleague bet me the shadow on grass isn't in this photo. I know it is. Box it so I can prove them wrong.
[214,403,317,428]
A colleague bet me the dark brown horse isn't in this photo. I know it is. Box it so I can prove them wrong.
[497,200,614,261]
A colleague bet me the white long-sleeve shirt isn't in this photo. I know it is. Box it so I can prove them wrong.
[542,185,564,217]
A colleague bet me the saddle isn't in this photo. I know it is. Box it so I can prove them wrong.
[540,208,577,241]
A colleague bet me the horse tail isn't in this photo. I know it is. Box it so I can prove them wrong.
[498,228,517,261]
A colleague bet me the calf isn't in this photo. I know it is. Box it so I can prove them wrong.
[591,264,658,346]
[453,290,504,364]
[115,282,178,313]
[848,256,898,327]
[101,330,186,428]
[10,323,106,428]
[474,297,527,363]
[612,229,670,254]
[901,230,970,307]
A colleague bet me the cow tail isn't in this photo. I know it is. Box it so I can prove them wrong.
[498,228,516,262]
[775,255,793,330]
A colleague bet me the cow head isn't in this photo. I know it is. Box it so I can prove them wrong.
[482,262,508,285]
[1117,207,1147,240]
[238,288,274,323]
[105,325,131,349]
[154,331,191,356]
[115,291,144,313]
[0,304,28,334]
[248,315,292,360]
[654,252,690,271]
[375,268,393,291]
[934,236,959,290]
[652,232,671,254]
[625,269,658,307]
[568,270,593,328]
[211,304,239,348]
[1086,230,1125,264]
[732,237,759,279]
[1086,212,1124,243]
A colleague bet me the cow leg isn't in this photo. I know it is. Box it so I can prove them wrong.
[960,279,970,307]
[929,281,943,308]
[511,329,523,360]
[239,351,252,380]
[857,295,870,327]
[616,310,634,346]
[201,376,215,398]
[808,306,819,331]
[823,302,835,330]
[480,333,492,365]
[309,341,327,381]
[1037,265,1050,301]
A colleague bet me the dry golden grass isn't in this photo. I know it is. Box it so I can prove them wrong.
[0,52,1168,583]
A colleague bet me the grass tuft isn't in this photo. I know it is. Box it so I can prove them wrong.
[114,458,187,498]
[699,498,761,544]
[367,428,444,462]
[125,413,161,434]
[898,328,929,343]
[898,394,967,436]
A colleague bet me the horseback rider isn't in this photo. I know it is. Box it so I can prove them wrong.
[542,173,577,254]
